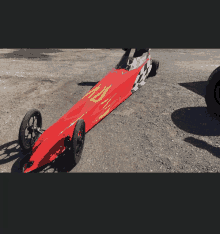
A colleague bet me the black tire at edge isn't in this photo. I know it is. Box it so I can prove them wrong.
[205,66,220,116]
[149,59,159,77]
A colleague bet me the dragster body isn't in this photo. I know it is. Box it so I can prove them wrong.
[24,56,150,173]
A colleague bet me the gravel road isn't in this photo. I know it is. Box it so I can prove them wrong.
[1,48,220,173]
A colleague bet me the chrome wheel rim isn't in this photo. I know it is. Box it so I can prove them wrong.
[24,115,40,148]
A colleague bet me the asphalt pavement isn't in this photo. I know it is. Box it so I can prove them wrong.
[1,49,220,172]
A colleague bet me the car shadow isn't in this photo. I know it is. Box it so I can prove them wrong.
[38,151,77,173]
[0,140,76,173]
[178,81,208,98]
[184,136,220,159]
[1,49,63,61]
[171,107,220,136]
[11,147,77,173]
[78,81,99,87]
[0,141,23,169]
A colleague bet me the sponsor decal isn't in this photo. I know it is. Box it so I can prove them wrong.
[83,84,112,103]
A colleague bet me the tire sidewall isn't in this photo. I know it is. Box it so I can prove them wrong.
[149,59,159,77]
[205,68,220,116]
[72,119,85,165]
[19,109,42,152]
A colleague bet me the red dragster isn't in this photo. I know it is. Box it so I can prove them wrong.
[18,48,159,173]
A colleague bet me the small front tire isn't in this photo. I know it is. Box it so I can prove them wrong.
[18,109,42,154]
[71,119,85,165]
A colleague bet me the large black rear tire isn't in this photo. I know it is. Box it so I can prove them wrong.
[205,66,220,116]
[148,59,159,77]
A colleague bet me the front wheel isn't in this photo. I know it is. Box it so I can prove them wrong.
[71,119,85,165]
[205,66,220,116]
[18,109,42,154]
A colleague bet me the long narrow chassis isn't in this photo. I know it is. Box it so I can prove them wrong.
[23,50,152,173]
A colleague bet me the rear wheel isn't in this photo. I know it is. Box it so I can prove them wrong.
[71,119,85,165]
[148,59,159,77]
[18,109,42,153]
[205,66,220,116]
[131,60,152,93]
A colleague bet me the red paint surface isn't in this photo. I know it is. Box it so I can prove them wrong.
[24,57,150,173]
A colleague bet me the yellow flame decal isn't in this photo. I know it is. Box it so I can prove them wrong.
[82,85,101,99]
[101,99,108,105]
[99,108,110,120]
[103,99,111,109]
[90,85,112,103]
[99,100,112,120]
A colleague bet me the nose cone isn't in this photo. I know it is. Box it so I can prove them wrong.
[23,135,67,173]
